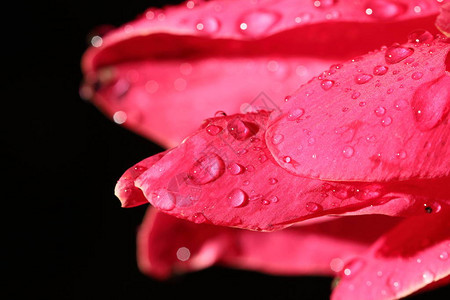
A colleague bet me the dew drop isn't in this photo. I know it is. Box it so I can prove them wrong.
[422,270,435,284]
[113,111,127,124]
[385,45,414,64]
[439,251,449,261]
[228,162,245,175]
[355,74,373,84]
[351,91,361,99]
[342,146,354,158]
[271,134,284,145]
[282,156,292,163]
[374,106,386,116]
[192,212,207,224]
[321,79,335,90]
[258,154,268,163]
[305,201,321,212]
[394,99,409,111]
[196,17,220,33]
[287,108,305,121]
[408,29,434,44]
[381,116,392,126]
[239,10,280,37]
[227,118,258,140]
[268,178,278,185]
[342,259,365,278]
[151,189,176,211]
[411,75,450,131]
[395,150,407,159]
[366,0,407,19]
[228,189,248,207]
[176,247,191,261]
[373,65,389,76]
[188,154,225,185]
[214,110,227,117]
[355,184,383,201]
[270,195,279,203]
[313,0,336,8]
[388,277,402,292]
[294,13,312,23]
[206,124,223,136]
[412,72,424,80]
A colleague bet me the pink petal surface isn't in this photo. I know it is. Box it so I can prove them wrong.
[138,207,401,279]
[332,207,450,300]
[124,111,450,231]
[81,0,446,148]
[266,35,450,182]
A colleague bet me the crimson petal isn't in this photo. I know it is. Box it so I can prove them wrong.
[81,0,445,147]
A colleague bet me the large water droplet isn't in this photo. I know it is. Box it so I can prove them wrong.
[373,65,389,76]
[385,45,414,64]
[374,106,387,116]
[355,74,373,84]
[408,29,434,44]
[151,189,176,211]
[321,79,335,91]
[228,189,248,207]
[188,154,225,185]
[411,75,450,131]
[239,10,280,37]
[366,0,407,19]
[227,118,258,140]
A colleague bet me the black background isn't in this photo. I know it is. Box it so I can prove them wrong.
[4,1,450,299]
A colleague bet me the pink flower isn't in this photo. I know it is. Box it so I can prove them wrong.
[83,0,450,299]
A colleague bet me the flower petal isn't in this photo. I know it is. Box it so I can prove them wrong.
[81,0,444,147]
[266,35,450,182]
[332,206,450,300]
[126,111,448,231]
[436,3,450,37]
[115,151,167,207]
[138,207,401,279]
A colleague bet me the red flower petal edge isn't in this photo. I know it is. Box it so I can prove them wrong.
[80,0,445,147]
[332,208,450,300]
[137,207,401,279]
[266,35,450,182]
[118,108,449,231]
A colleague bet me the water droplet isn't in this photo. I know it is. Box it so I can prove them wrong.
[270,195,279,203]
[258,154,268,163]
[342,146,354,158]
[227,118,258,140]
[151,189,176,210]
[321,79,335,90]
[351,91,361,99]
[394,99,409,110]
[313,0,336,8]
[308,137,316,145]
[271,134,284,145]
[206,124,223,136]
[189,154,225,185]
[228,162,245,175]
[305,201,321,212]
[388,277,402,292]
[294,13,312,23]
[176,246,191,261]
[374,106,386,116]
[215,110,227,117]
[385,45,414,64]
[408,29,434,44]
[239,10,279,37]
[412,72,424,80]
[422,270,435,284]
[366,0,407,19]
[196,17,220,33]
[228,189,248,207]
[113,111,127,124]
[282,156,292,163]
[425,206,433,213]
[411,76,450,131]
[246,165,255,172]
[192,212,207,224]
[439,251,449,261]
[268,178,278,185]
[373,65,389,76]
[287,108,305,121]
[381,116,392,126]
[342,259,365,278]
[355,74,373,84]
[355,184,383,201]
[395,150,407,159]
